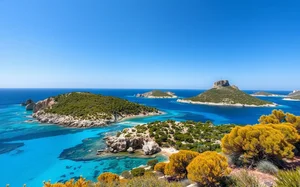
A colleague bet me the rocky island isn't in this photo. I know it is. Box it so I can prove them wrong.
[251,91,282,97]
[177,80,277,107]
[22,92,161,128]
[136,90,177,98]
[105,120,234,155]
[284,91,300,101]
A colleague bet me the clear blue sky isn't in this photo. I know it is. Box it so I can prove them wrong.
[0,0,299,90]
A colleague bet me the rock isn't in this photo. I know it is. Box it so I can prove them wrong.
[213,80,230,88]
[26,102,36,110]
[142,141,161,155]
[127,147,134,153]
[33,97,55,113]
[21,99,34,106]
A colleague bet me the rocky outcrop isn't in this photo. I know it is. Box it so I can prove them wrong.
[105,132,161,155]
[288,90,300,97]
[26,102,36,110]
[136,90,177,98]
[33,97,56,113]
[21,99,34,106]
[213,80,230,88]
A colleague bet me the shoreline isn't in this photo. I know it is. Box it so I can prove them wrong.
[283,98,300,101]
[251,94,285,97]
[32,111,164,128]
[177,99,277,107]
[137,96,178,99]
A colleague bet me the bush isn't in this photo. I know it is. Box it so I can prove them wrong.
[43,177,89,187]
[154,162,166,174]
[256,161,278,175]
[97,172,120,184]
[125,176,183,187]
[164,150,199,179]
[147,159,159,169]
[232,170,264,187]
[131,167,145,177]
[121,170,133,179]
[276,168,300,187]
[221,125,295,164]
[186,151,231,186]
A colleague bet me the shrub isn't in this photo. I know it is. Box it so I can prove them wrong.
[276,168,300,187]
[256,161,278,175]
[131,167,145,177]
[125,176,183,187]
[154,162,166,174]
[164,150,199,178]
[97,172,120,184]
[43,177,89,187]
[232,170,264,187]
[121,170,133,179]
[186,151,231,186]
[221,125,295,164]
[147,159,158,169]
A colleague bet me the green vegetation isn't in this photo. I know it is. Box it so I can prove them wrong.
[132,120,235,152]
[131,167,145,177]
[185,86,272,105]
[125,176,183,187]
[256,161,278,175]
[276,168,300,187]
[151,90,173,97]
[45,92,158,120]
[147,159,158,169]
[252,91,274,96]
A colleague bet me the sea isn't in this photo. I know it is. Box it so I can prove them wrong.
[0,88,299,187]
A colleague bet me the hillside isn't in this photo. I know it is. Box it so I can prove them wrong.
[31,92,160,128]
[136,90,177,98]
[252,91,275,96]
[288,90,300,97]
[178,80,275,106]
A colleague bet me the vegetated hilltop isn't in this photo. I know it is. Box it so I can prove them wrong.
[136,90,177,98]
[178,80,275,106]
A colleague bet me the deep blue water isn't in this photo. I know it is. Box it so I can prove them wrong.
[0,89,300,186]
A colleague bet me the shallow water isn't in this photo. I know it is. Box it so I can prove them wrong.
[0,89,299,186]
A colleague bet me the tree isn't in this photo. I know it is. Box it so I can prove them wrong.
[187,151,231,186]
[221,125,295,164]
[97,172,119,184]
[164,150,199,178]
[154,162,167,174]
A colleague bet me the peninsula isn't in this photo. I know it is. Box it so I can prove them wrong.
[105,120,235,155]
[136,90,177,98]
[23,92,161,128]
[177,80,277,107]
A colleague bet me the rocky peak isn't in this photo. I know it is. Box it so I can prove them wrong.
[213,80,230,88]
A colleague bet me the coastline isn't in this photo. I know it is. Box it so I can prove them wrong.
[137,96,178,99]
[283,98,300,101]
[251,94,285,97]
[32,111,164,128]
[177,99,277,107]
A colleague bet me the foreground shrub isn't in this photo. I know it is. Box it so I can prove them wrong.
[256,160,278,175]
[164,150,199,178]
[147,159,158,169]
[125,175,183,187]
[121,170,133,179]
[221,125,295,163]
[97,172,120,184]
[154,162,166,174]
[186,151,231,186]
[276,168,300,187]
[131,167,145,177]
[43,177,89,187]
[232,170,264,187]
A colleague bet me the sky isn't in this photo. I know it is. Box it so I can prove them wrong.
[0,0,299,90]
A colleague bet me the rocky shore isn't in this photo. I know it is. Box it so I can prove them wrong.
[136,90,177,98]
[177,99,278,107]
[105,128,161,155]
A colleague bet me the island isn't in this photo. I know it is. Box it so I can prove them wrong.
[251,91,282,97]
[105,120,235,155]
[136,90,177,98]
[22,92,161,128]
[177,80,277,107]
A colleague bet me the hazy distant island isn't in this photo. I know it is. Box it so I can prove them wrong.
[251,91,283,97]
[22,92,161,128]
[177,80,277,107]
[283,90,300,101]
[136,90,177,98]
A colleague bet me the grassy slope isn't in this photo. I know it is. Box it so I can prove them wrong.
[151,90,172,97]
[253,91,273,96]
[46,92,158,120]
[185,87,272,105]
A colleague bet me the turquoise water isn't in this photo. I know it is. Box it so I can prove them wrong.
[0,89,300,186]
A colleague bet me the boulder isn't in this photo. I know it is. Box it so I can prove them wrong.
[21,99,34,106]
[33,97,55,113]
[127,147,134,153]
[142,141,161,155]
[213,80,230,88]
